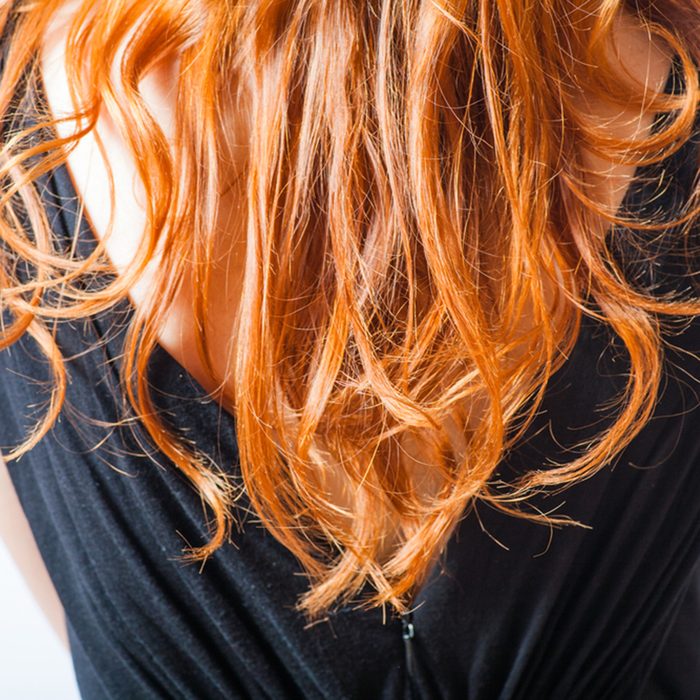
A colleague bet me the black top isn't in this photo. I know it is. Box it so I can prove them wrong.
[1,22,699,700]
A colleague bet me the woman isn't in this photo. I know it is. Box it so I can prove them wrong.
[0,0,698,697]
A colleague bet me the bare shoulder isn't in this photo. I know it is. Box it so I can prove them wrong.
[39,2,205,379]
[612,9,673,86]
[0,452,68,649]
[576,9,675,214]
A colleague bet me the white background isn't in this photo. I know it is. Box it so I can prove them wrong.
[0,541,80,700]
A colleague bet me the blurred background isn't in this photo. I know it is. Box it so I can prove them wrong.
[0,540,80,700]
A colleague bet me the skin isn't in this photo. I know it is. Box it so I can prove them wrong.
[0,5,674,650]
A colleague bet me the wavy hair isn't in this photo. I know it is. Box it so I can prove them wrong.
[1,0,700,618]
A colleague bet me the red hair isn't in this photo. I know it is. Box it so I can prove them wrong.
[1,0,700,619]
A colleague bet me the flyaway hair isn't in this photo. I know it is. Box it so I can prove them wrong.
[1,0,700,618]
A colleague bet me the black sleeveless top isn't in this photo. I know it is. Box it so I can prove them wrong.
[0,22,699,700]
